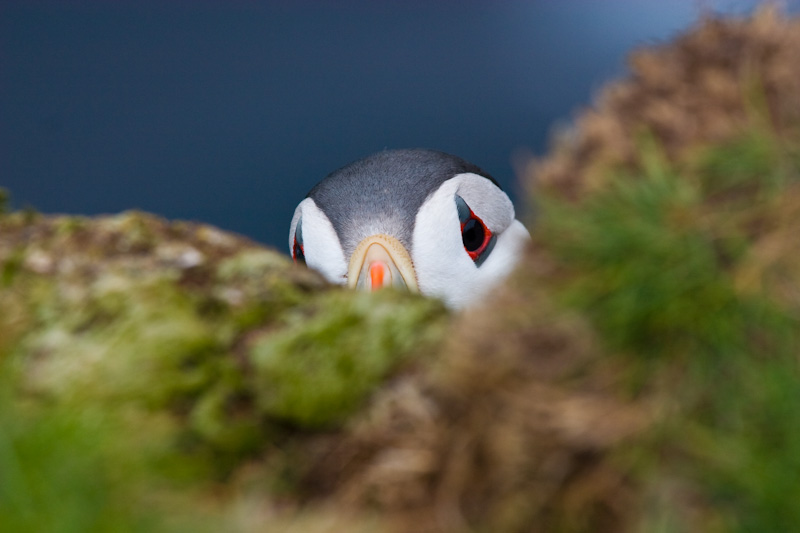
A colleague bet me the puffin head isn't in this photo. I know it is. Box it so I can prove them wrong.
[288,149,530,309]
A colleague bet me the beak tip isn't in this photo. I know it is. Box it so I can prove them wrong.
[369,261,387,291]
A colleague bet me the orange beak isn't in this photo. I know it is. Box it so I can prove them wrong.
[369,261,387,291]
[347,234,418,293]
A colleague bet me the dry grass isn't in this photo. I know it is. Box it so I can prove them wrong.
[530,5,800,200]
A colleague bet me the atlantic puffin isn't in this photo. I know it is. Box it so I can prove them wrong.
[288,149,530,309]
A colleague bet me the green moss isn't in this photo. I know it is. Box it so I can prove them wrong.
[187,381,263,458]
[249,290,445,428]
[216,249,292,281]
[0,210,447,492]
[110,211,158,252]
[1,247,24,287]
[54,216,88,236]
[0,412,147,533]
[215,250,312,328]
[17,278,217,403]
[0,369,191,533]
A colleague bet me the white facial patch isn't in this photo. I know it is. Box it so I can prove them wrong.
[411,173,530,309]
[289,198,348,284]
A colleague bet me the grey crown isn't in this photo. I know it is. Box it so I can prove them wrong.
[306,148,499,258]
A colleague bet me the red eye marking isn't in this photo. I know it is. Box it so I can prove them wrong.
[455,195,496,266]
[292,236,305,264]
[292,217,306,265]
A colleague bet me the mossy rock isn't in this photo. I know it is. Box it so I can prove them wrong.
[0,209,447,531]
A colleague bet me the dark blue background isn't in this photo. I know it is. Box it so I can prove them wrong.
[1,1,793,252]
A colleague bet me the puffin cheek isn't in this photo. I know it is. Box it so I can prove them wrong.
[414,245,482,309]
[295,198,349,284]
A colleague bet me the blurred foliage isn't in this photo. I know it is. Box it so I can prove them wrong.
[538,127,800,531]
[251,290,444,427]
[0,385,209,533]
[540,131,795,363]
[0,208,446,531]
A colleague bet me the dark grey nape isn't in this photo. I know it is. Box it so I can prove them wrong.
[306,149,499,256]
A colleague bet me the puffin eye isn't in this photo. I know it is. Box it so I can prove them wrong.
[462,219,484,251]
[293,217,306,265]
[455,195,496,266]
[293,237,305,264]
